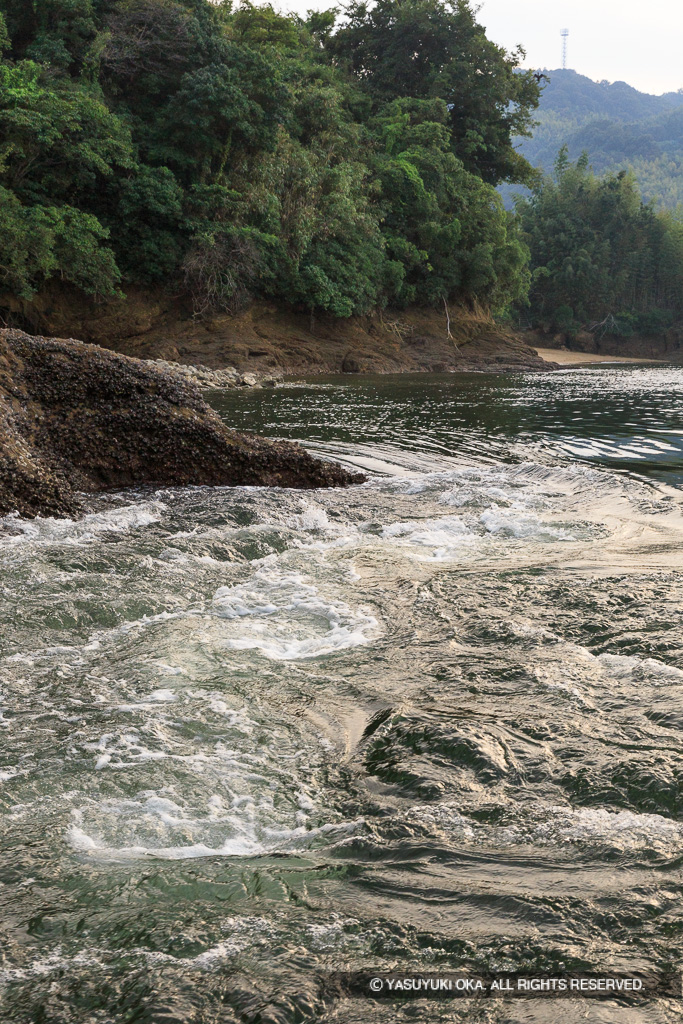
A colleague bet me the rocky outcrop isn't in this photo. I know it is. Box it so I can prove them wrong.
[145,358,283,389]
[0,329,364,519]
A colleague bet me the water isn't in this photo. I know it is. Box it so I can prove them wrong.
[1,365,683,1023]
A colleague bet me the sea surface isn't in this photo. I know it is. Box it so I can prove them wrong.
[2,366,683,1023]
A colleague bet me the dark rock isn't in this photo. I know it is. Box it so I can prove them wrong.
[0,329,364,519]
[341,351,370,373]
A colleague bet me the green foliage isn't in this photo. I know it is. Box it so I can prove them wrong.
[230,3,302,51]
[111,165,185,282]
[511,69,683,211]
[518,155,683,335]
[0,60,133,204]
[286,160,388,317]
[0,57,126,296]
[330,0,540,184]
[3,0,98,72]
[371,97,529,308]
[0,185,120,298]
[0,0,542,317]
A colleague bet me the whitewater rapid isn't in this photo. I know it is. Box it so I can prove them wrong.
[2,367,683,1023]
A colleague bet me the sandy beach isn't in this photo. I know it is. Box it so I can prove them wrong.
[534,347,665,366]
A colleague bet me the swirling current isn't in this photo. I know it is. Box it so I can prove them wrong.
[2,366,683,1023]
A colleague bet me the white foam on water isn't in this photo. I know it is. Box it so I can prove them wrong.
[115,608,204,636]
[402,802,476,839]
[0,947,105,984]
[596,653,683,681]
[67,789,275,858]
[149,688,178,701]
[115,687,181,712]
[67,816,364,861]
[130,916,277,969]
[501,620,559,643]
[385,461,658,552]
[479,506,576,541]
[380,515,476,561]
[83,729,170,769]
[211,567,378,659]
[3,609,204,676]
[207,700,256,734]
[305,916,361,952]
[131,913,367,967]
[373,462,620,558]
[553,807,683,841]
[190,934,267,968]
[549,644,683,688]
[0,501,164,549]
[288,504,336,532]
[408,802,683,855]
[389,461,619,499]
[66,686,363,861]
[512,806,683,854]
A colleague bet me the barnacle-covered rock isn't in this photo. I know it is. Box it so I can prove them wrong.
[0,329,364,518]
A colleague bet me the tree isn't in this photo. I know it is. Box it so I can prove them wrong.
[0,58,129,297]
[371,98,528,308]
[1,0,98,72]
[0,0,539,319]
[330,0,540,184]
[518,152,683,335]
[0,185,120,298]
[0,60,133,203]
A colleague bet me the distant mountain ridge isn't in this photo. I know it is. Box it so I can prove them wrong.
[535,69,683,119]
[510,69,683,208]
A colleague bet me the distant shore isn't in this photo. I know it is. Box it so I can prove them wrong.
[533,347,665,367]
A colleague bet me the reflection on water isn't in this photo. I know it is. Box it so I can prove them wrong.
[210,366,683,481]
[1,366,683,1023]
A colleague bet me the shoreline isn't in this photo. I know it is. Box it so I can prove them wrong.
[533,347,666,367]
[19,294,554,375]
[11,288,679,381]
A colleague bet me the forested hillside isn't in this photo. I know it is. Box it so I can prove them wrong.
[518,150,683,337]
[0,0,541,321]
[517,69,683,209]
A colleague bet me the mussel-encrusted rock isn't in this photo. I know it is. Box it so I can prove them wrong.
[0,329,364,518]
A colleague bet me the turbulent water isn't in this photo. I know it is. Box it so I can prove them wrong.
[2,366,683,1023]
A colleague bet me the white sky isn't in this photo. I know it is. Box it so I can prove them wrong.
[268,0,683,96]
[476,0,682,95]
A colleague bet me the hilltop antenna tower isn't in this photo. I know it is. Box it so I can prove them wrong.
[561,28,569,69]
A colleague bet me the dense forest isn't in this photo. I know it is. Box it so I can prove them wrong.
[518,149,683,336]
[511,69,683,210]
[2,1,683,344]
[0,0,540,320]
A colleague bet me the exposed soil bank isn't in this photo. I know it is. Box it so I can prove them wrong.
[10,288,554,374]
[0,328,363,519]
